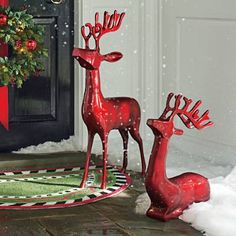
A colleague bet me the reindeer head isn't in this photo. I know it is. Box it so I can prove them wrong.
[72,11,125,70]
[147,93,214,139]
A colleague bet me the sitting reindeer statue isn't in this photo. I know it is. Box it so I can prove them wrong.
[72,11,146,189]
[145,93,214,221]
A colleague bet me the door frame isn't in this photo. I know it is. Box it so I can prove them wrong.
[0,0,75,152]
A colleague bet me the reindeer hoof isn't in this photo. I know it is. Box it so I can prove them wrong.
[100,183,106,189]
[146,205,183,221]
[146,206,164,221]
[80,182,86,189]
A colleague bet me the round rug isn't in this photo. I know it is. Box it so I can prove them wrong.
[0,165,131,210]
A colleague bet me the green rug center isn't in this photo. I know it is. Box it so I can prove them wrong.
[0,170,116,197]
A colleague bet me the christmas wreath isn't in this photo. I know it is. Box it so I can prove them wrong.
[0,7,48,88]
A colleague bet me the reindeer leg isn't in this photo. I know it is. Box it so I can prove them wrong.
[119,129,129,173]
[80,131,95,188]
[129,127,146,176]
[100,132,108,189]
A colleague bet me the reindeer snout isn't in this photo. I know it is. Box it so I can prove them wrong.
[147,119,154,127]
[72,48,82,57]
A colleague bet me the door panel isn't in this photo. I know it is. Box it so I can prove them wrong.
[0,0,74,152]
[161,0,236,164]
[12,18,57,121]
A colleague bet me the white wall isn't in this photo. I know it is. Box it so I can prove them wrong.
[74,0,236,168]
[160,0,236,166]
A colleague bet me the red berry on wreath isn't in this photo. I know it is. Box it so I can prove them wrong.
[15,40,22,49]
[0,13,8,26]
[26,39,37,51]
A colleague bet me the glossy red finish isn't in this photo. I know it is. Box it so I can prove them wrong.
[26,39,37,51]
[0,13,7,26]
[73,11,146,189]
[0,0,8,8]
[0,86,8,130]
[0,0,8,58]
[0,0,9,130]
[145,93,214,221]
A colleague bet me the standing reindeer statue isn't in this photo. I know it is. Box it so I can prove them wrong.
[145,93,214,221]
[72,11,146,189]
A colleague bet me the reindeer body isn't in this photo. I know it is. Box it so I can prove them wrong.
[145,129,210,221]
[145,93,213,221]
[82,70,141,132]
[73,11,146,189]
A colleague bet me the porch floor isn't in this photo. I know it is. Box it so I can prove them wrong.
[0,152,202,236]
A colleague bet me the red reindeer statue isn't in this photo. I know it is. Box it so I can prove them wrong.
[72,11,146,189]
[145,93,214,221]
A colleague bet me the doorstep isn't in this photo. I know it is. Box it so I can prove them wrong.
[0,152,203,236]
[0,152,102,171]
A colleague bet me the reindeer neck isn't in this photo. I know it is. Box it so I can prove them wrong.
[147,135,170,181]
[84,69,104,100]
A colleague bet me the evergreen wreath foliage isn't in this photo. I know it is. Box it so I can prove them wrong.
[0,7,48,88]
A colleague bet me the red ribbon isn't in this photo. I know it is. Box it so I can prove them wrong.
[0,0,8,7]
[0,0,9,130]
[0,86,8,130]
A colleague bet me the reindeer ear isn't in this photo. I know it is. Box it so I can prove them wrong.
[103,52,123,62]
[173,127,184,136]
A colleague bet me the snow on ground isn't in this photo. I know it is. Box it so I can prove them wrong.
[15,135,235,236]
[180,168,236,236]
[135,167,236,236]
[14,135,232,178]
[14,136,81,154]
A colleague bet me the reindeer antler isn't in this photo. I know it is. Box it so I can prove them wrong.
[160,93,214,130]
[81,11,125,50]
[92,10,125,50]
[81,23,93,49]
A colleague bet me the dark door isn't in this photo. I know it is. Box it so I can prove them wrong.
[0,0,74,152]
